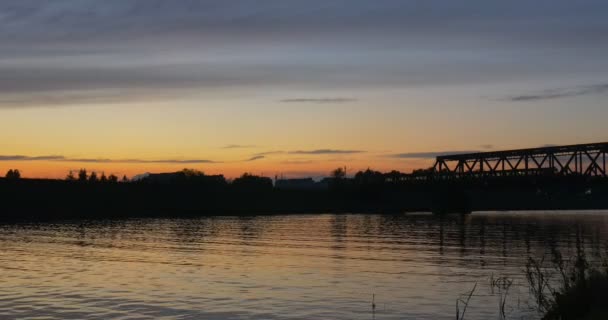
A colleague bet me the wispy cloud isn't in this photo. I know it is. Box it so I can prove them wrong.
[245,155,265,162]
[251,149,363,157]
[281,160,314,165]
[2,1,608,110]
[388,151,480,159]
[91,158,217,164]
[222,144,256,149]
[252,151,285,157]
[289,149,364,155]
[280,98,357,104]
[389,145,570,159]
[504,84,608,102]
[0,155,218,164]
[0,155,65,161]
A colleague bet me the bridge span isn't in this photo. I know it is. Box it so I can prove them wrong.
[431,142,608,178]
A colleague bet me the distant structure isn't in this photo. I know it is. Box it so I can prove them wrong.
[275,178,328,190]
[432,142,607,178]
[143,171,226,184]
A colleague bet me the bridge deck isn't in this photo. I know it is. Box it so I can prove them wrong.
[433,142,608,177]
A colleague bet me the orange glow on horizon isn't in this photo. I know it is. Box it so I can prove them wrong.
[0,157,434,180]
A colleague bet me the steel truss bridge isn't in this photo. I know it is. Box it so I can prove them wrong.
[432,142,608,178]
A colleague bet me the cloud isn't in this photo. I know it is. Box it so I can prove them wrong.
[480,144,494,150]
[289,149,364,155]
[388,151,480,159]
[281,160,314,165]
[2,1,607,109]
[0,155,65,161]
[222,144,256,149]
[245,155,265,162]
[0,155,218,164]
[280,98,357,104]
[504,84,608,102]
[249,149,363,159]
[99,159,217,164]
[249,151,286,158]
[389,144,570,159]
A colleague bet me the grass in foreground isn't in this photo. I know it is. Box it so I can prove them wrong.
[526,246,608,320]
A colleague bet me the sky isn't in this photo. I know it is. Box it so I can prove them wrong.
[1,0,608,179]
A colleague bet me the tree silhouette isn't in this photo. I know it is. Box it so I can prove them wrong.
[122,175,129,183]
[78,169,88,181]
[232,173,273,190]
[5,169,21,179]
[331,167,346,180]
[181,168,205,177]
[412,167,434,175]
[108,174,118,183]
[89,171,98,182]
[66,170,76,181]
[100,172,107,183]
[354,168,384,185]
[386,170,403,183]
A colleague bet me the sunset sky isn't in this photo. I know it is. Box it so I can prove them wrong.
[1,0,607,179]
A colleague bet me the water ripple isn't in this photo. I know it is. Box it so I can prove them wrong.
[0,211,607,319]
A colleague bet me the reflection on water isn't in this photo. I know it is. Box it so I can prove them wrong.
[0,211,607,319]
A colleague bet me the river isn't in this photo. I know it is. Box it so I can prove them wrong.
[1,211,607,319]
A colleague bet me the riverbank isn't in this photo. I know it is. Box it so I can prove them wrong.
[1,176,608,220]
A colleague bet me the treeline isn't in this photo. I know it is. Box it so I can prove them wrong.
[3,167,420,188]
[64,169,128,183]
[1,167,608,220]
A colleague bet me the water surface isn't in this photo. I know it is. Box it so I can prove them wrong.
[1,211,607,319]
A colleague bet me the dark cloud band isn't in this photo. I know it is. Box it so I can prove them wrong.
[280,98,356,104]
[0,155,217,164]
[222,144,256,149]
[505,84,608,102]
[245,156,265,162]
[388,151,480,159]
[1,1,607,109]
[288,149,364,155]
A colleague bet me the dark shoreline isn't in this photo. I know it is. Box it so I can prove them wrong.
[2,175,608,221]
